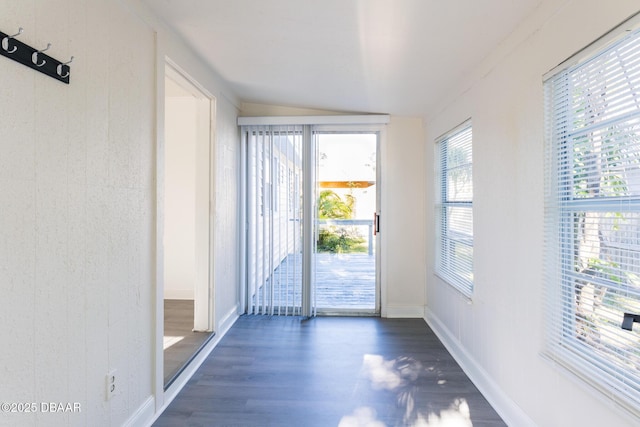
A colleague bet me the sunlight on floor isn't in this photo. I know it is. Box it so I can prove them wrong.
[417,399,472,427]
[362,354,422,390]
[356,354,473,426]
[163,335,185,350]
[338,400,472,427]
[338,407,385,427]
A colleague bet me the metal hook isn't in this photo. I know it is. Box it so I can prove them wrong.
[1,27,23,54]
[31,43,51,67]
[56,56,73,79]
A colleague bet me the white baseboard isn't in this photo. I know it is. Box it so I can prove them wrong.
[124,395,155,427]
[385,305,425,318]
[217,303,241,334]
[424,307,535,427]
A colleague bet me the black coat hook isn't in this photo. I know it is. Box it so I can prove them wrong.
[1,27,23,53]
[0,28,71,84]
[32,43,51,67]
[57,56,73,78]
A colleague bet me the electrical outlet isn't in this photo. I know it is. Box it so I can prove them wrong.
[106,370,117,401]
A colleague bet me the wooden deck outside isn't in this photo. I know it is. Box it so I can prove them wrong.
[250,252,376,313]
[315,252,376,309]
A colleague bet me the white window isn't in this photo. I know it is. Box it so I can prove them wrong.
[435,121,473,296]
[544,22,640,414]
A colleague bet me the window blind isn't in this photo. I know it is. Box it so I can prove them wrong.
[544,25,640,414]
[435,122,474,296]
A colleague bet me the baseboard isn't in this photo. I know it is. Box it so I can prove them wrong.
[424,307,535,427]
[218,303,241,334]
[385,304,425,318]
[124,395,155,427]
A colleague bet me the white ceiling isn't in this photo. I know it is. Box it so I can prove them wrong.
[143,0,541,116]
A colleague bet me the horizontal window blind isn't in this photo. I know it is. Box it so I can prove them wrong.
[436,122,474,296]
[544,25,640,414]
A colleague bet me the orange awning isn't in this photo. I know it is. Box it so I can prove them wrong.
[319,181,375,189]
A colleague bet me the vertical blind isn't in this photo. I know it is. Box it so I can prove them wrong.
[244,125,306,315]
[435,122,474,296]
[544,24,640,414]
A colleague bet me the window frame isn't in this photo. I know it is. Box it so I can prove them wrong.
[435,120,474,297]
[543,15,640,416]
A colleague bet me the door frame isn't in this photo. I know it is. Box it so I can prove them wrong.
[156,57,217,401]
[164,61,215,331]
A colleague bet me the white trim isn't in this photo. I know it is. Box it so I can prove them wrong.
[124,396,156,427]
[385,305,425,318]
[238,115,390,126]
[153,32,166,415]
[424,307,536,427]
[165,57,216,99]
[217,304,242,334]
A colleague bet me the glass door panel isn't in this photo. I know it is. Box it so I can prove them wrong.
[314,132,379,313]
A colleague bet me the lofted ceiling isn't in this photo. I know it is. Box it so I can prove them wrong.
[142,0,542,116]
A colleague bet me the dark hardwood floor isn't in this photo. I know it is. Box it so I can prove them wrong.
[155,316,506,426]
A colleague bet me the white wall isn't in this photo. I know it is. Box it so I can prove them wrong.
[0,1,241,426]
[424,1,640,426]
[0,1,155,426]
[164,97,197,300]
[381,116,426,318]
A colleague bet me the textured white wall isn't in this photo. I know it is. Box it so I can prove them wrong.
[425,1,640,425]
[0,1,155,426]
[0,0,242,426]
[213,97,242,323]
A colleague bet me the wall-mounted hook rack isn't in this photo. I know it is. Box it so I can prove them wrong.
[0,28,71,84]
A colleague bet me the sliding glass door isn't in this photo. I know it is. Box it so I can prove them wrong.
[242,125,380,316]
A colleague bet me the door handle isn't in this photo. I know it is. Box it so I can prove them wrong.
[373,212,380,235]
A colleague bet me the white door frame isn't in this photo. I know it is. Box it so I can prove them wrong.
[164,61,215,331]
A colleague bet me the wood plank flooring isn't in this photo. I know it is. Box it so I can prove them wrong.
[155,316,506,426]
[164,299,214,386]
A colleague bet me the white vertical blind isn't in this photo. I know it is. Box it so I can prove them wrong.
[244,125,305,315]
[435,122,474,296]
[544,24,640,415]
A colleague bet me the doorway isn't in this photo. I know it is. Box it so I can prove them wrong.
[242,125,380,316]
[163,64,214,386]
